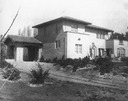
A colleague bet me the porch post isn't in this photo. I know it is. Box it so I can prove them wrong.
[38,48,42,61]
[16,47,24,61]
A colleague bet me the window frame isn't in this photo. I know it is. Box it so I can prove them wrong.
[75,44,82,54]
[55,40,61,49]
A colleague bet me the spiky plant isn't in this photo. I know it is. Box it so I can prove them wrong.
[2,64,21,81]
[29,62,49,84]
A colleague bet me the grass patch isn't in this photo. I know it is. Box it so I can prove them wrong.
[0,77,127,101]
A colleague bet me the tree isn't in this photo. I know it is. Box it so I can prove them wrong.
[110,32,125,40]
[125,31,128,41]
[26,26,31,37]
[33,28,38,37]
[18,26,33,37]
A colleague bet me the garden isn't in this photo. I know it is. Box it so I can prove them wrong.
[1,44,128,100]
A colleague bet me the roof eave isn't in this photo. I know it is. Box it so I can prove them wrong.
[33,16,92,28]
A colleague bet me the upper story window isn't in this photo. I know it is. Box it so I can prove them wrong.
[71,24,78,32]
[119,40,123,45]
[55,40,61,49]
[97,33,105,39]
[97,33,100,38]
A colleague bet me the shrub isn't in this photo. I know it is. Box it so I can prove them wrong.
[39,55,45,62]
[95,57,113,75]
[56,56,90,72]
[28,62,49,84]
[0,42,8,68]
[2,64,21,81]
[121,57,128,66]
[52,57,58,63]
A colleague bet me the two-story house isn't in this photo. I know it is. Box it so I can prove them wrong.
[33,16,113,60]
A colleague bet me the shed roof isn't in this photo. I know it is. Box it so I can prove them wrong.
[33,16,92,28]
[4,35,42,45]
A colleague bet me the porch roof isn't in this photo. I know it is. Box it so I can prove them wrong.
[4,35,42,46]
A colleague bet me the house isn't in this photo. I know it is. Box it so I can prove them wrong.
[33,16,114,60]
[106,39,128,57]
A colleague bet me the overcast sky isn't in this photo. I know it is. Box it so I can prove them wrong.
[0,0,128,35]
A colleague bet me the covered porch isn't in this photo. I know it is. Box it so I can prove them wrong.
[4,35,42,62]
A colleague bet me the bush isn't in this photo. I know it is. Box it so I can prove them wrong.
[28,62,49,84]
[39,55,45,62]
[2,64,21,81]
[56,56,90,72]
[95,57,113,75]
[52,57,58,63]
[121,57,128,66]
[0,42,8,68]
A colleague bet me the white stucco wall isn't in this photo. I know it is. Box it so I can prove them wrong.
[16,47,23,61]
[67,32,90,59]
[66,32,106,59]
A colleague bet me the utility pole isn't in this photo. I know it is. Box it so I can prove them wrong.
[0,8,20,68]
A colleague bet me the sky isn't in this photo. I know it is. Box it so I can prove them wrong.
[0,0,128,36]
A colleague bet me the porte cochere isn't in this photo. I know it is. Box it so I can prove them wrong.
[4,35,42,62]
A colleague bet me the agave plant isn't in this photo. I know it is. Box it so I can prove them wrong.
[29,62,49,84]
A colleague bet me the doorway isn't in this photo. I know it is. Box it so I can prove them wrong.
[23,46,38,61]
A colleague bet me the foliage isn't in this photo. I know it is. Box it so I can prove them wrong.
[0,42,8,68]
[52,57,58,63]
[95,57,114,75]
[56,56,90,72]
[110,32,126,40]
[29,63,49,84]
[2,64,21,81]
[121,57,128,66]
[39,55,45,62]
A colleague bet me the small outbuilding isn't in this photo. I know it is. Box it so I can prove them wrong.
[4,35,42,62]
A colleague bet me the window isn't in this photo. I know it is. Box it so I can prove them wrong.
[71,24,78,32]
[119,40,123,45]
[55,40,61,49]
[96,31,105,39]
[75,44,82,54]
[97,33,100,38]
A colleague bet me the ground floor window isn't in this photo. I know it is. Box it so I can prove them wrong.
[75,44,82,54]
[117,47,125,57]
[55,40,61,49]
